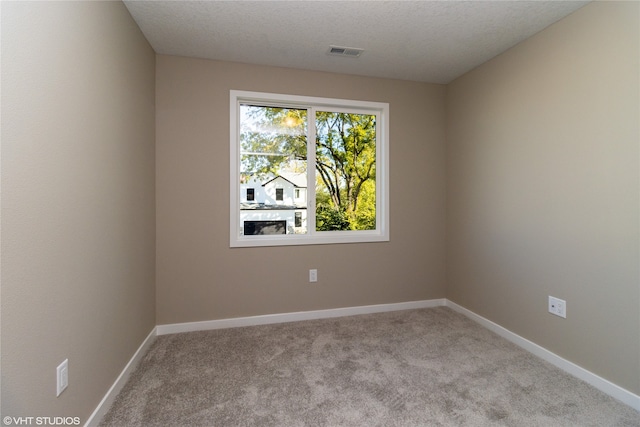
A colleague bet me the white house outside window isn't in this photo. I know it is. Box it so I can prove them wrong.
[230,90,389,247]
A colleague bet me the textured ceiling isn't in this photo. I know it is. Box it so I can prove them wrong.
[123,1,589,84]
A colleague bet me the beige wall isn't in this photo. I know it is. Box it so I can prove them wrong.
[156,56,447,325]
[1,1,156,421]
[446,1,639,394]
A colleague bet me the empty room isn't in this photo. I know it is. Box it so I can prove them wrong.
[1,1,638,426]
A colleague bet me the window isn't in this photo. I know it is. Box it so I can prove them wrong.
[230,90,389,247]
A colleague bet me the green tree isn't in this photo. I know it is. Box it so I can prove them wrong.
[315,111,376,230]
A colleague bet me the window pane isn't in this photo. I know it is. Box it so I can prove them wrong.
[239,105,308,236]
[315,112,376,231]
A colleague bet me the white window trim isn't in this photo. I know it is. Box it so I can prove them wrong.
[230,90,389,248]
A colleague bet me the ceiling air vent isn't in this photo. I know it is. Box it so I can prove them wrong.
[328,45,364,58]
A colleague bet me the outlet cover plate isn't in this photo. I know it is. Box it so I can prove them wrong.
[548,296,566,318]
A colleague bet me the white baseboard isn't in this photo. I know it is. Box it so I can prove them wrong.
[156,299,447,335]
[84,327,157,427]
[445,300,640,412]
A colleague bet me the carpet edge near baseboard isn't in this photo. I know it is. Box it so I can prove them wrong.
[84,327,157,427]
[445,299,640,412]
[155,299,447,335]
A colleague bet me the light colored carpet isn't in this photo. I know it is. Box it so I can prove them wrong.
[100,307,640,426]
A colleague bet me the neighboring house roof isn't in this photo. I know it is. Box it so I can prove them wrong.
[262,173,307,188]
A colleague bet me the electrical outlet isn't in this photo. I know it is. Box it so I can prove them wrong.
[309,269,318,283]
[57,359,68,396]
[548,296,566,318]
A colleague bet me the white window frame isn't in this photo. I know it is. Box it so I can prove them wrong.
[230,90,389,247]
